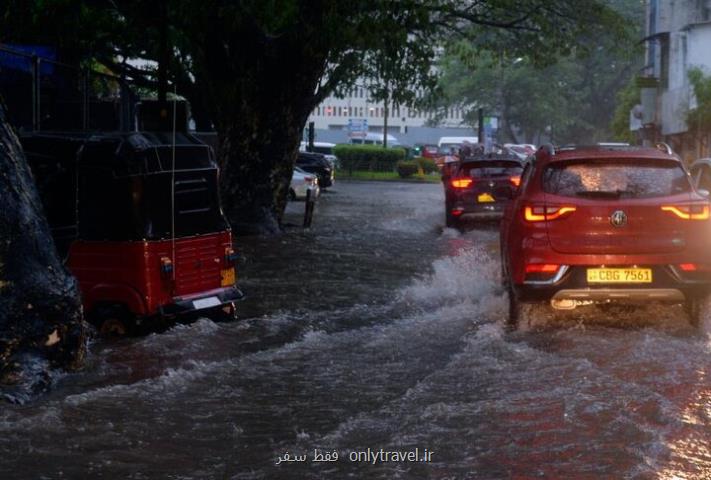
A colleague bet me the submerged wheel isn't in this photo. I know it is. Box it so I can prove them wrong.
[684,295,708,328]
[506,285,521,331]
[91,305,133,337]
[99,318,128,336]
[445,204,458,229]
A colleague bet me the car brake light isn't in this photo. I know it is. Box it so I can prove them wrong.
[451,177,473,189]
[661,204,710,220]
[524,205,576,222]
[679,263,697,272]
[510,176,521,187]
[525,264,560,273]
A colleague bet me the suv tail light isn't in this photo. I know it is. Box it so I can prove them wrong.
[510,175,521,187]
[524,263,563,282]
[524,205,576,222]
[661,204,710,220]
[451,177,473,189]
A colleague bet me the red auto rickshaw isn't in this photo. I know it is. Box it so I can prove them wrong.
[21,131,244,335]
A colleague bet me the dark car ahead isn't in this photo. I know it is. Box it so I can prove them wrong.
[444,153,524,228]
[500,144,711,329]
[296,152,333,188]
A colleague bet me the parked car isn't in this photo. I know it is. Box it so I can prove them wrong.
[290,166,320,200]
[349,132,401,146]
[500,144,711,329]
[444,153,524,228]
[296,151,334,188]
[413,144,440,159]
[300,141,338,168]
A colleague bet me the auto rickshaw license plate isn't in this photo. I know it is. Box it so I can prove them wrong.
[477,193,495,203]
[587,268,652,283]
[221,268,236,287]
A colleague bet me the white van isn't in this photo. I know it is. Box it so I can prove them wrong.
[437,136,478,151]
[349,132,401,147]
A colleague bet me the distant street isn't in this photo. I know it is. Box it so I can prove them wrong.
[0,180,710,479]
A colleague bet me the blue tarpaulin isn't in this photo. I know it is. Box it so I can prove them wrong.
[0,44,57,75]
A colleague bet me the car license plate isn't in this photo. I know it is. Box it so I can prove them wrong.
[586,268,652,283]
[193,296,221,310]
[221,267,236,287]
[477,193,495,203]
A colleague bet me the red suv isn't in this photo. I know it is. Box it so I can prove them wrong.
[500,144,711,328]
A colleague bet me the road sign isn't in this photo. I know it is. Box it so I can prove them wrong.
[348,118,368,137]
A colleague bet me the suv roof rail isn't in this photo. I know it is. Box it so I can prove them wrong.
[654,142,673,155]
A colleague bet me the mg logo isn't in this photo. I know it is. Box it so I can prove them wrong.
[610,210,627,227]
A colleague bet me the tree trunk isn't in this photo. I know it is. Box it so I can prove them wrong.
[0,103,86,402]
[216,109,305,234]
[194,20,327,234]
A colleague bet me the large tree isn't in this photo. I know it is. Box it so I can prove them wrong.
[0,102,86,402]
[2,0,626,232]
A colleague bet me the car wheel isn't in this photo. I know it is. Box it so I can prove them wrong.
[506,285,521,331]
[289,189,297,201]
[445,205,458,228]
[684,294,709,328]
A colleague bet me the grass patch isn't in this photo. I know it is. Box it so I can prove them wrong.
[338,170,441,183]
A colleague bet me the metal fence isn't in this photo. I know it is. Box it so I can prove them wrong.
[0,45,135,133]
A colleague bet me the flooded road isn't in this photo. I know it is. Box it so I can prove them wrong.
[1,181,711,479]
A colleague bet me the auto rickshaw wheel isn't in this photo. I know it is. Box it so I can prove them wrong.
[91,304,133,337]
[99,318,128,336]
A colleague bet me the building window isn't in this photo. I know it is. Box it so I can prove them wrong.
[660,34,669,89]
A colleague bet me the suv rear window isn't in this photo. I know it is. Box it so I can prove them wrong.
[460,161,522,178]
[543,159,691,199]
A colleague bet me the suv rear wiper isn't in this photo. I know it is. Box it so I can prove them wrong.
[574,190,629,199]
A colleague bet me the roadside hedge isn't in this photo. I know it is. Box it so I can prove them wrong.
[415,157,438,174]
[333,144,406,173]
[396,160,419,178]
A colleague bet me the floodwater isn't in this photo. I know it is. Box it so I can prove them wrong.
[1,181,711,479]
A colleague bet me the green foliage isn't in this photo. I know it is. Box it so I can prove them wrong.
[611,77,641,143]
[333,144,405,173]
[687,68,711,136]
[397,160,419,178]
[434,0,644,144]
[0,0,632,228]
[415,157,438,174]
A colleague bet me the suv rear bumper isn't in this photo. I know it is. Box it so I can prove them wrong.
[513,265,711,303]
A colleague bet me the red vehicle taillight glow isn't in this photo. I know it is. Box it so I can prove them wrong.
[451,177,473,189]
[525,264,560,273]
[524,205,576,222]
[661,204,710,220]
[510,176,521,187]
[524,263,561,281]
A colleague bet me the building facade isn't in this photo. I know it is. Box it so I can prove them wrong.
[307,84,468,134]
[643,0,711,160]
